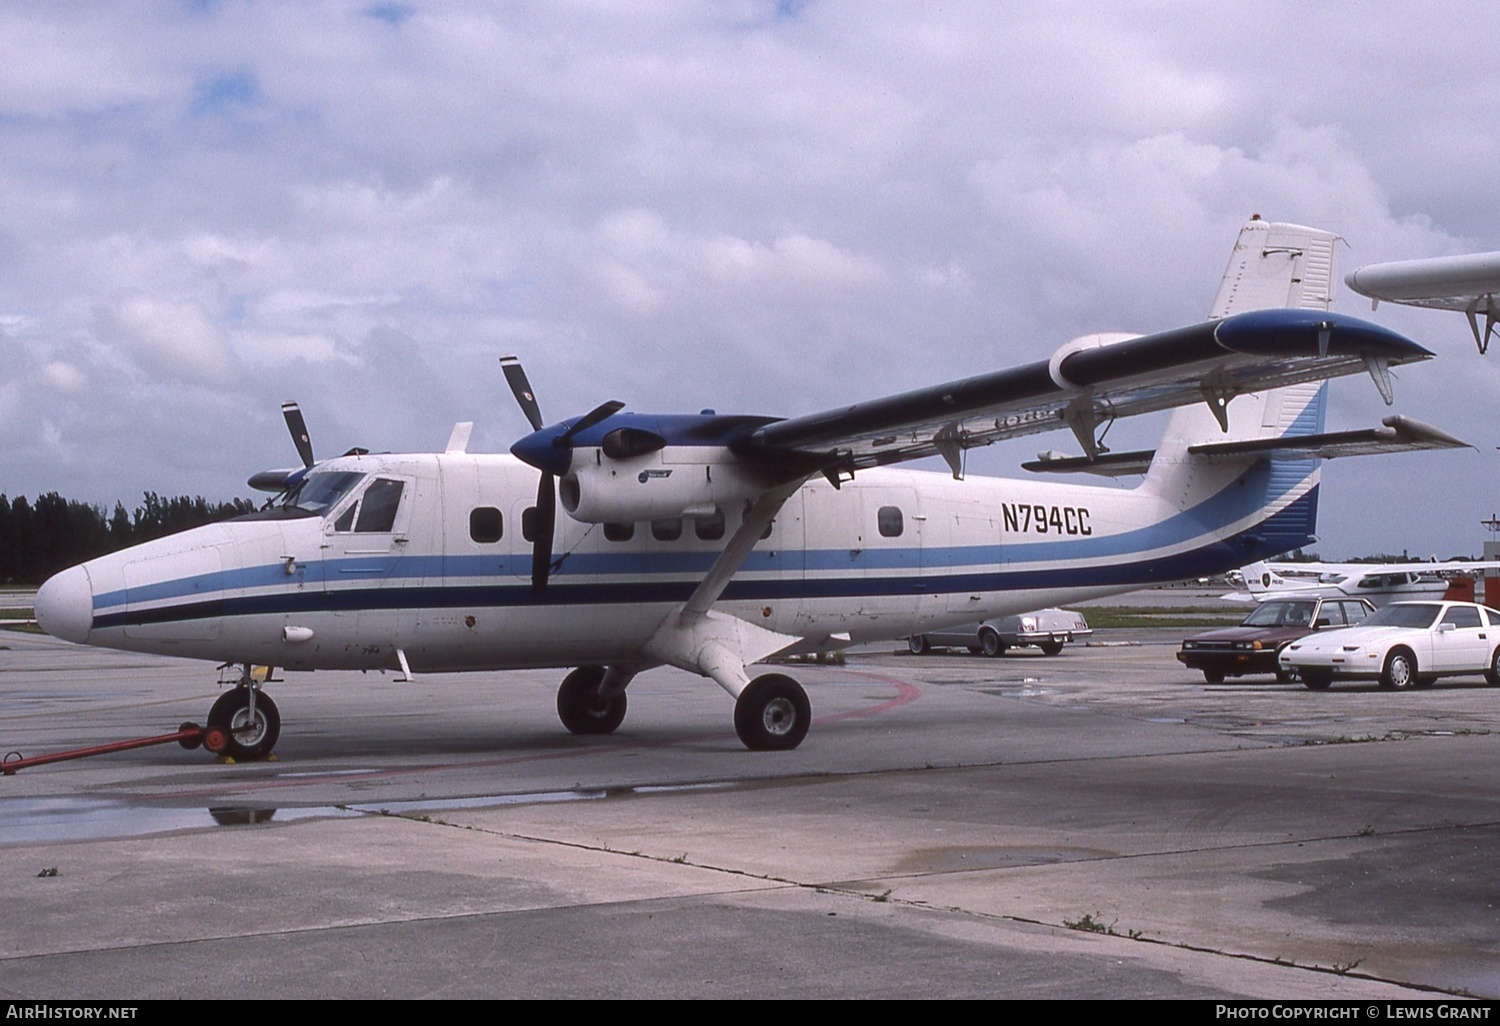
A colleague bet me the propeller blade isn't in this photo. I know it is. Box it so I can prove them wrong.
[531,472,557,595]
[557,400,626,446]
[282,401,315,468]
[500,356,545,432]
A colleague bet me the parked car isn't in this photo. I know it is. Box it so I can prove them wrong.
[1177,597,1375,683]
[1278,600,1500,691]
[907,609,1092,657]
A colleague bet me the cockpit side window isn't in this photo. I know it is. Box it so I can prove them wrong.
[330,477,407,534]
[354,478,405,532]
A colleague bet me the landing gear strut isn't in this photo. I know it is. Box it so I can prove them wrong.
[204,666,281,760]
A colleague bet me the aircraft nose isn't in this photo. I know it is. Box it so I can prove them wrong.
[35,564,93,644]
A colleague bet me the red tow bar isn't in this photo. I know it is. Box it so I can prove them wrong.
[2,722,210,775]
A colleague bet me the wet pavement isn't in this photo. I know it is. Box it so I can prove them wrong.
[2,618,1497,999]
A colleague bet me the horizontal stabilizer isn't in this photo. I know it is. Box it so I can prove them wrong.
[1187,415,1468,462]
[1021,449,1156,477]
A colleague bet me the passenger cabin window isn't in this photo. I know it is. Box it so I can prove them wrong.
[651,517,682,542]
[877,505,904,538]
[469,507,503,543]
[695,507,725,541]
[521,506,537,542]
[604,522,635,542]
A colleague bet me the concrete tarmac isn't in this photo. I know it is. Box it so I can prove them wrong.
[1,623,1497,1000]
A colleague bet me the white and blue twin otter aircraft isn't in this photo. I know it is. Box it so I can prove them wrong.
[35,218,1467,758]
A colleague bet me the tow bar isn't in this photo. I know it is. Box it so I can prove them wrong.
[2,722,231,775]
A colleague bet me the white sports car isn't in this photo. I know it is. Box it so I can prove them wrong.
[1278,600,1500,691]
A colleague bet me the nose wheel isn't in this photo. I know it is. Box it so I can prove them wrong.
[204,688,281,761]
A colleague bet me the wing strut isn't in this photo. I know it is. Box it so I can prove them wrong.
[1467,295,1499,355]
[643,480,807,697]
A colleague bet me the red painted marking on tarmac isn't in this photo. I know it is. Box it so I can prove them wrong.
[807,669,923,724]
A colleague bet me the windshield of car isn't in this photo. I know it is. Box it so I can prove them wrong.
[1358,603,1442,629]
[1242,600,1317,627]
[279,471,366,516]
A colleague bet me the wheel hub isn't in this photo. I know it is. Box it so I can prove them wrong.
[229,709,268,746]
[762,697,796,735]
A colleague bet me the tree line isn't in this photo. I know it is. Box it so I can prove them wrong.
[0,492,258,586]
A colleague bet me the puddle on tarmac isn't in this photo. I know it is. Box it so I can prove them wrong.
[0,781,731,846]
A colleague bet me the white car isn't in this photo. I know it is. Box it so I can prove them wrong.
[1278,600,1500,691]
[907,608,1092,657]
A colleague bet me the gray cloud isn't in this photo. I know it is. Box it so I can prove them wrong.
[1,2,1497,556]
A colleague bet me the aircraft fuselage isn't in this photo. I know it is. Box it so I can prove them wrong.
[38,448,1312,675]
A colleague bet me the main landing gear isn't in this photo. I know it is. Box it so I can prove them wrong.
[202,665,281,761]
[555,665,811,751]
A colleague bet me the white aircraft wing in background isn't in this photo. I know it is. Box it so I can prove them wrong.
[1346,251,1500,354]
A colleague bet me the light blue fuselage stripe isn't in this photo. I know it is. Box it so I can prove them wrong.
[91,458,1316,617]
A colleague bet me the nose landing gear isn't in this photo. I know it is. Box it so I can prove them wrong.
[203,665,281,761]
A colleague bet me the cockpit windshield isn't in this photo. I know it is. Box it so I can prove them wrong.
[279,471,366,516]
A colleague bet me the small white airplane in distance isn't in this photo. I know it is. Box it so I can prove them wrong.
[1346,251,1500,354]
[1231,559,1500,606]
[33,217,1466,759]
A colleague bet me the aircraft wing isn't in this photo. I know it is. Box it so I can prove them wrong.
[1263,560,1500,578]
[739,308,1432,478]
[1345,252,1500,353]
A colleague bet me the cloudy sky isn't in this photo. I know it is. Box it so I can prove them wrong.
[3,1,1499,558]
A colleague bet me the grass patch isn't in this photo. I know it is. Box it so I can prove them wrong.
[1083,605,1243,629]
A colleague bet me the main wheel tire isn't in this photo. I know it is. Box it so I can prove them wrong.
[206,689,280,760]
[1039,641,1064,656]
[979,630,1005,658]
[1379,648,1417,691]
[557,666,627,735]
[1302,673,1332,691]
[1486,647,1500,687]
[734,673,811,751]
[907,635,930,655]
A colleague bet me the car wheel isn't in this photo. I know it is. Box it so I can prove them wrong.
[1039,641,1064,656]
[1203,670,1225,684]
[1302,673,1332,691]
[1274,646,1296,683]
[1379,648,1417,691]
[1487,647,1500,687]
[979,630,1005,658]
[907,635,930,655]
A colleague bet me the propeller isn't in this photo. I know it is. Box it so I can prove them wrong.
[248,402,368,493]
[282,401,315,468]
[501,356,624,594]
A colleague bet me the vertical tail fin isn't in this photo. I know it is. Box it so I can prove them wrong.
[1208,215,1340,320]
[1151,217,1341,465]
[1142,217,1339,559]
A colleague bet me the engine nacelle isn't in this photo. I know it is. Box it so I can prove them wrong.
[1047,331,1143,390]
[559,447,776,524]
